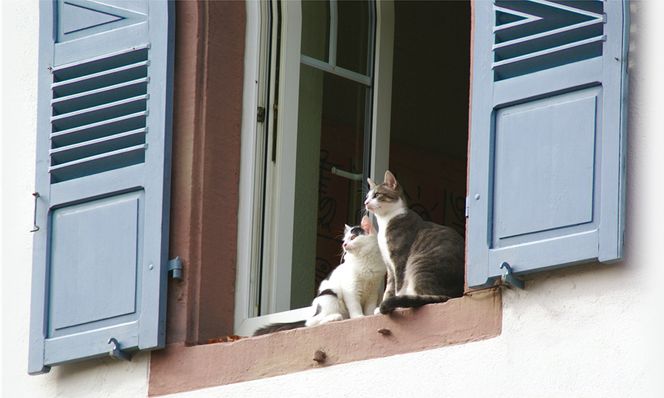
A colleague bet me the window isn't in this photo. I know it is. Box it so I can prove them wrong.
[29,1,628,389]
[236,0,473,337]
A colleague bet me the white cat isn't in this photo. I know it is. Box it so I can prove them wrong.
[306,215,386,326]
[253,215,386,335]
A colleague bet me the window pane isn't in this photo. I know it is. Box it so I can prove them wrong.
[301,0,330,62]
[337,0,371,75]
[289,64,368,310]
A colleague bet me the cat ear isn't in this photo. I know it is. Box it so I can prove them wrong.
[344,224,351,233]
[360,215,373,234]
[367,178,376,190]
[384,170,399,190]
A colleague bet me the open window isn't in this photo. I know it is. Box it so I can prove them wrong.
[234,0,629,336]
[234,0,471,336]
[156,0,628,391]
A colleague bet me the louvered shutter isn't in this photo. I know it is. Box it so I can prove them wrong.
[467,0,628,288]
[28,0,174,374]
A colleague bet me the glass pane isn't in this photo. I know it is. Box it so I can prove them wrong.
[301,0,330,62]
[289,64,368,309]
[337,0,371,75]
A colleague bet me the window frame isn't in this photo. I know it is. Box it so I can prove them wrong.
[151,1,501,394]
[235,0,389,335]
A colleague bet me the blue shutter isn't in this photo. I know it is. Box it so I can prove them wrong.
[28,0,174,374]
[467,1,628,288]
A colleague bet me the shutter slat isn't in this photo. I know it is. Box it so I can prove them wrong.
[493,18,604,51]
[49,143,146,171]
[493,35,606,69]
[52,60,149,89]
[52,62,149,100]
[50,96,147,132]
[50,111,147,145]
[50,128,146,156]
[51,78,149,113]
[49,144,146,182]
[51,44,149,74]
[51,94,148,123]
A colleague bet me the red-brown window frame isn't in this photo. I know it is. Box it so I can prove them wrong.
[149,1,500,395]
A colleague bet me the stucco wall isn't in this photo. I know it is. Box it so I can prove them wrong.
[2,1,663,398]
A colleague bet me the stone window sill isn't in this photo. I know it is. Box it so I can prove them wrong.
[149,288,501,396]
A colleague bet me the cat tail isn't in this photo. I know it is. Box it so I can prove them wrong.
[379,294,451,314]
[252,320,306,336]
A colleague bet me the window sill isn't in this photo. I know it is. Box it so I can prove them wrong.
[149,288,501,396]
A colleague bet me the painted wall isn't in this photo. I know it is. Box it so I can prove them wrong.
[3,1,663,398]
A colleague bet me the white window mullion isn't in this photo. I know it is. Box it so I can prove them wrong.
[329,0,338,66]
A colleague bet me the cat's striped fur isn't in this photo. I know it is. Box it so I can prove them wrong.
[365,170,464,314]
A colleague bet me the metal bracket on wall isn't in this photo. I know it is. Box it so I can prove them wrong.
[500,262,525,289]
[30,192,40,232]
[168,256,183,280]
[107,337,133,361]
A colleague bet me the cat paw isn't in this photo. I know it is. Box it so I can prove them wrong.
[319,314,343,325]
[379,302,395,314]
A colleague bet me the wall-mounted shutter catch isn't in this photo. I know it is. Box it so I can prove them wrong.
[107,337,133,362]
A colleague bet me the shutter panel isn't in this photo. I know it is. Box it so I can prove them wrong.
[467,0,628,288]
[28,0,174,374]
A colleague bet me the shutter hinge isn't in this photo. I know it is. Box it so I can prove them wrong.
[257,106,266,123]
[168,256,183,280]
[465,196,470,218]
[500,262,524,289]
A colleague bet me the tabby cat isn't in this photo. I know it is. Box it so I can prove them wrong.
[365,170,464,314]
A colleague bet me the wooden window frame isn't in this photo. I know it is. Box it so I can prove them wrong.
[149,1,501,395]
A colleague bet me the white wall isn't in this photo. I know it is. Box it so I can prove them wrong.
[2,1,662,398]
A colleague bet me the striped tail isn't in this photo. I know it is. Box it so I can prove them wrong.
[379,295,451,314]
[253,320,306,336]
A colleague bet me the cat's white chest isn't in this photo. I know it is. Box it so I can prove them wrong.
[377,229,395,276]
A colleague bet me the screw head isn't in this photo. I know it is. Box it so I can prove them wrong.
[474,194,480,200]
[148,264,154,270]
[313,350,327,363]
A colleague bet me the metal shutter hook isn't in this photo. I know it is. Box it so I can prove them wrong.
[30,192,40,232]
[500,262,524,290]
[107,337,133,361]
